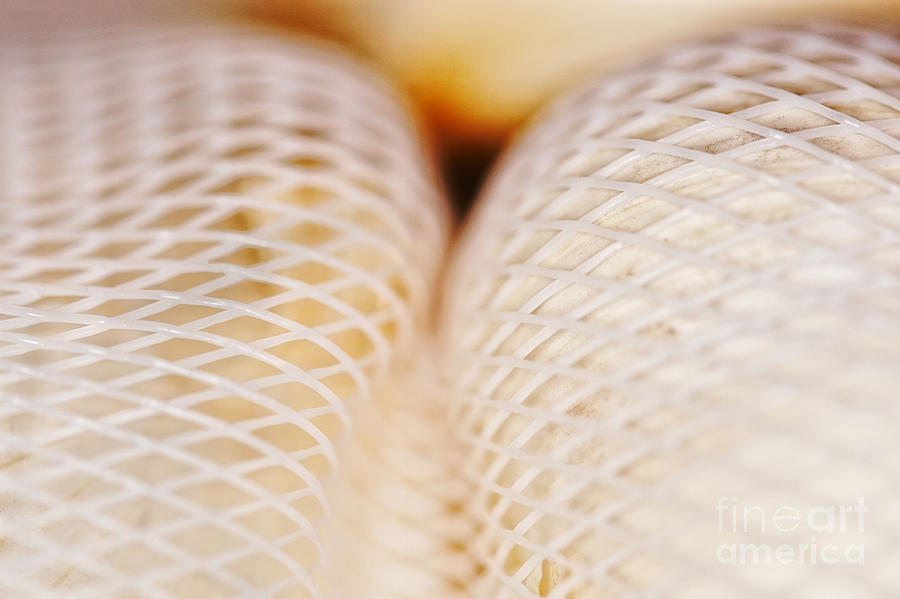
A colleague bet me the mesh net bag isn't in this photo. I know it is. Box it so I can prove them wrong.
[320,353,476,599]
[0,19,449,598]
[4,13,900,599]
[441,25,900,599]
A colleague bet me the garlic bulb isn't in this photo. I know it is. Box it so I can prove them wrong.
[0,21,447,598]
[442,25,900,599]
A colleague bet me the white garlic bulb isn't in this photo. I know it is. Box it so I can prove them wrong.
[442,25,900,599]
[0,20,447,598]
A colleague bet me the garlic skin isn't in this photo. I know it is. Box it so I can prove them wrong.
[0,21,447,598]
[442,26,900,599]
[255,0,899,142]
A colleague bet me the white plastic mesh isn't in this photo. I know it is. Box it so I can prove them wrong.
[0,20,447,599]
[5,16,900,599]
[442,25,900,599]
[320,352,476,599]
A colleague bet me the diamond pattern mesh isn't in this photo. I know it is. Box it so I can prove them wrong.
[320,358,476,599]
[441,26,900,599]
[3,17,900,599]
[0,22,446,599]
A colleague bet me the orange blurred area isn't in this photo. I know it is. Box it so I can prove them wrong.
[10,0,900,210]
[251,0,900,148]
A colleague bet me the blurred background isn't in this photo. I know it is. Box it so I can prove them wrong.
[8,0,900,213]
